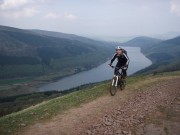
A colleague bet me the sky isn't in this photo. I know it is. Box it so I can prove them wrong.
[0,0,180,38]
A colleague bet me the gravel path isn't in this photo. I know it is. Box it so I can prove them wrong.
[80,79,180,135]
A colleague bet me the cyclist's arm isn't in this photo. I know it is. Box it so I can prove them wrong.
[110,53,117,65]
[123,53,130,66]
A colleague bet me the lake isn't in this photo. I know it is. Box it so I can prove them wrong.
[39,47,152,91]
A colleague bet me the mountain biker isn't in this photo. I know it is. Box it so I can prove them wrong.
[109,46,129,79]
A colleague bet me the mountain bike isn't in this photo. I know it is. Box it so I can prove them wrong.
[109,66,126,96]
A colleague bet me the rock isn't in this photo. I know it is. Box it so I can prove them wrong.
[43,109,48,112]
[45,112,50,116]
[93,124,101,127]
[122,130,128,134]
[104,121,112,126]
[19,123,26,127]
[132,109,136,112]
[128,131,132,135]
[30,112,35,115]
[139,115,144,119]
[115,129,122,134]
[86,130,92,135]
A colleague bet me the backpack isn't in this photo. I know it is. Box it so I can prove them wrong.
[122,49,127,56]
[122,48,130,65]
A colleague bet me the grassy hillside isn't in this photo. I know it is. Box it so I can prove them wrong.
[146,36,180,59]
[0,71,179,135]
[0,25,113,79]
[136,36,180,74]
[0,82,101,117]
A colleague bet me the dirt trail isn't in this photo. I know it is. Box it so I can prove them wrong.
[19,78,180,135]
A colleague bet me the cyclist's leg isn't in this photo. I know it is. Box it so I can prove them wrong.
[122,69,127,79]
[113,63,120,86]
[114,63,120,76]
[114,68,119,76]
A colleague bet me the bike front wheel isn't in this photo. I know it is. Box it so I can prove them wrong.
[109,77,119,96]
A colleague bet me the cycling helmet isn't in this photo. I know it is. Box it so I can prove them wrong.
[116,46,122,50]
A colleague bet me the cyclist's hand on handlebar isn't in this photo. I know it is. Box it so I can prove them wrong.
[108,64,114,68]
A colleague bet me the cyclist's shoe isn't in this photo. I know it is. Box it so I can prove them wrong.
[121,75,127,79]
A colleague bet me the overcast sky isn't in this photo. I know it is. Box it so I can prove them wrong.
[0,0,180,37]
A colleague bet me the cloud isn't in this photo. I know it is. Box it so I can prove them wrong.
[64,13,77,20]
[0,0,40,19]
[0,0,31,10]
[170,0,180,16]
[44,12,58,19]
[44,12,78,20]
[0,7,37,19]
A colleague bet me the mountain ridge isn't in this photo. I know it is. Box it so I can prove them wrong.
[0,25,113,79]
[133,36,180,74]
[121,36,162,47]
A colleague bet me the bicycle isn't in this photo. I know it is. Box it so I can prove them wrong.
[109,66,127,96]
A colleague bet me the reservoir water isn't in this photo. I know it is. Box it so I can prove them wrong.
[39,47,152,91]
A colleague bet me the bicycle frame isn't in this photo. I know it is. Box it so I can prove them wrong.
[110,66,123,87]
[109,65,127,96]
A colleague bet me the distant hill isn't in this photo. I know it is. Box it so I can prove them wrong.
[0,25,113,79]
[31,29,108,47]
[121,36,162,52]
[146,36,180,61]
[135,36,180,74]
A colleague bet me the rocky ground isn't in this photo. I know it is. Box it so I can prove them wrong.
[80,79,180,135]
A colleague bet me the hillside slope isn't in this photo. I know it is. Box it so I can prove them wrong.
[147,36,180,60]
[31,29,110,47]
[0,25,113,79]
[0,71,179,135]
[136,36,180,74]
[121,36,162,50]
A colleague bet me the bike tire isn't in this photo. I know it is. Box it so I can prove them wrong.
[109,77,119,96]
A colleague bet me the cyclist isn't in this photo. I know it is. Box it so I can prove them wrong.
[109,46,129,79]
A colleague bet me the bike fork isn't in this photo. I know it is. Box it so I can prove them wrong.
[112,75,119,87]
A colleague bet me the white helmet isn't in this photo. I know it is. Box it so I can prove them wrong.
[116,46,122,50]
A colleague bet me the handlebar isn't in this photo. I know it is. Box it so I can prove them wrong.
[109,65,115,68]
[108,64,128,69]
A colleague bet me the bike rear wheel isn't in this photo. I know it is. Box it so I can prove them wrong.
[109,77,119,96]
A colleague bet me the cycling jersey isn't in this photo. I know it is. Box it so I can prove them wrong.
[110,53,128,67]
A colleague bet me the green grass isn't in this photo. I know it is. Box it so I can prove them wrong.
[0,71,179,135]
[0,78,32,85]
[0,65,44,79]
[136,60,180,75]
[0,83,109,135]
